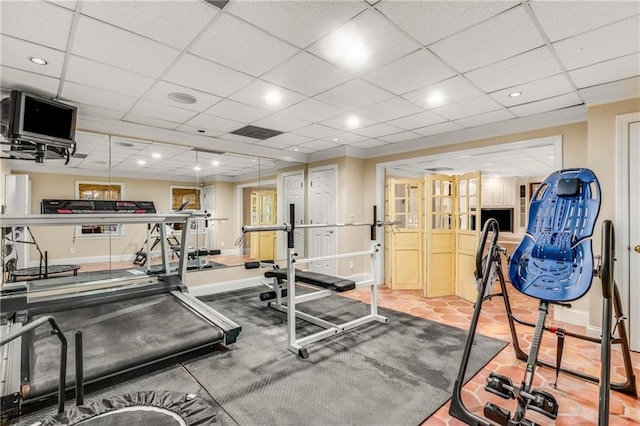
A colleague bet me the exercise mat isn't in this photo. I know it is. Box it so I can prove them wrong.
[189,287,507,425]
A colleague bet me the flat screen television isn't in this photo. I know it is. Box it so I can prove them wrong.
[1,90,77,149]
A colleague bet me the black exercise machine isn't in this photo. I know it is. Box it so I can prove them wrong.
[449,168,636,425]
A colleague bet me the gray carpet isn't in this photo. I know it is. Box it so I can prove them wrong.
[12,286,506,426]
[188,287,507,426]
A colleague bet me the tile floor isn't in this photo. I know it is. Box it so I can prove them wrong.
[345,284,640,425]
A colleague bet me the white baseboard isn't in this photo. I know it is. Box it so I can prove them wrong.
[553,305,589,327]
[586,325,602,339]
[187,277,262,297]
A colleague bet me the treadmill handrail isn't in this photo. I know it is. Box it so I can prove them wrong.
[0,213,199,227]
[0,316,67,414]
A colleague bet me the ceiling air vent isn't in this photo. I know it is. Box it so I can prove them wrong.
[192,147,226,155]
[204,0,229,9]
[72,153,88,159]
[230,125,283,140]
[425,167,454,172]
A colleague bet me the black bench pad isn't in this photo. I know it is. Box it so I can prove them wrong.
[264,268,355,292]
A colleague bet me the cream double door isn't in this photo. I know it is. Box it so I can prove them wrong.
[385,172,481,302]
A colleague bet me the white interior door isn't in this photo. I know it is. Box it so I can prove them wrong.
[308,166,337,275]
[629,120,640,350]
[283,171,305,258]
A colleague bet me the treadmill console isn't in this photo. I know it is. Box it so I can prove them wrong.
[41,199,156,214]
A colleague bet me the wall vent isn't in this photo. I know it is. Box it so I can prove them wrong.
[425,167,454,172]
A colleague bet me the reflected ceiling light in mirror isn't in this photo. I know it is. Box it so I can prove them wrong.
[264,90,282,106]
[167,92,197,104]
[211,160,220,166]
[28,56,48,65]
[193,166,201,171]
[137,160,146,165]
[293,148,299,151]
[332,137,339,142]
[152,153,161,159]
[509,92,522,98]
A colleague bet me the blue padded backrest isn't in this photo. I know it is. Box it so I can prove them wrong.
[508,168,601,302]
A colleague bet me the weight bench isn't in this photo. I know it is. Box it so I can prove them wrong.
[260,260,387,359]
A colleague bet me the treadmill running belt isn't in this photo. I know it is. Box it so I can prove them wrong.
[25,293,224,398]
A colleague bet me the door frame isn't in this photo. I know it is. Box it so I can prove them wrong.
[203,185,216,250]
[375,135,563,293]
[616,111,640,350]
[235,178,277,256]
[307,164,338,276]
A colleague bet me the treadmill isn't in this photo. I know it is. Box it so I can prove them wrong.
[0,203,240,416]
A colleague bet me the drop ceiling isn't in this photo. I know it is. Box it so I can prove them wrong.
[1,0,638,181]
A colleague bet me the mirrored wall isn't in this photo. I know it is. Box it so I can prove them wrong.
[1,129,303,287]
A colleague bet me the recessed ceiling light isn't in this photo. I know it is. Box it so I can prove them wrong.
[347,48,365,61]
[293,148,299,152]
[28,56,47,65]
[346,116,360,128]
[193,166,201,171]
[211,160,220,166]
[167,92,197,104]
[332,138,339,142]
[548,155,554,159]
[509,92,522,98]
[265,90,282,105]
[152,153,161,159]
[426,92,445,106]
[137,160,146,165]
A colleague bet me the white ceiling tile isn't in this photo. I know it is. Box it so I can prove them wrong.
[190,13,298,77]
[315,78,394,110]
[254,139,293,149]
[297,139,339,151]
[252,113,310,132]
[454,109,516,128]
[291,124,341,139]
[413,121,463,137]
[376,1,516,45]
[509,92,583,117]
[353,123,404,138]
[71,102,125,121]
[431,95,503,120]
[491,74,574,107]
[264,132,313,146]
[350,139,388,149]
[387,111,447,130]
[361,50,456,95]
[553,15,640,71]
[128,100,197,123]
[205,99,271,122]
[531,1,640,42]
[45,1,76,10]
[321,132,367,144]
[218,133,257,144]
[307,10,419,75]
[356,97,424,122]
[0,35,65,78]
[226,0,365,48]
[262,52,352,97]
[378,131,421,143]
[430,6,545,73]
[228,80,307,111]
[65,55,155,97]
[1,1,73,50]
[464,47,563,92]
[569,53,640,89]
[122,113,180,130]
[61,81,137,111]
[183,113,245,133]
[279,98,345,122]
[143,81,221,112]
[402,76,484,109]
[81,0,217,49]
[288,146,314,154]
[164,54,254,98]
[320,113,377,131]
[71,16,180,78]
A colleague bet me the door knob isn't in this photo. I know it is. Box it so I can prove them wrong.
[635,245,640,253]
